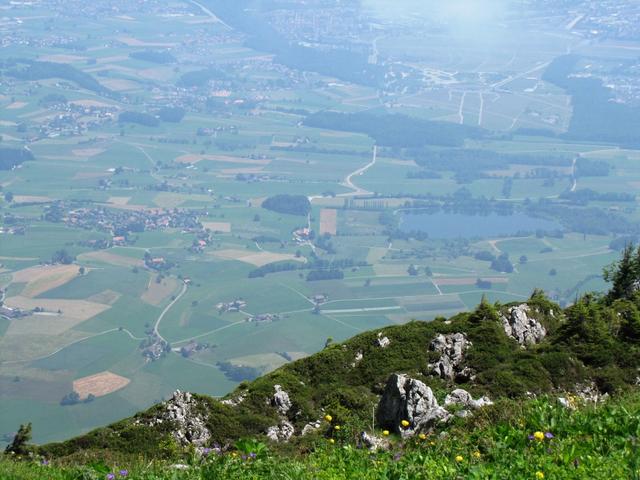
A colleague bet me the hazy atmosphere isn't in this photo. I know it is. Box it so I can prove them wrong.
[1,1,640,478]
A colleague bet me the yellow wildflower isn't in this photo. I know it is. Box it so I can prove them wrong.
[324,414,333,422]
[429,441,436,446]
[400,420,410,428]
[455,455,464,463]
[334,425,341,431]
[535,472,544,479]
[382,430,390,436]
[329,439,335,444]
[533,431,545,442]
[418,433,427,440]
[231,452,238,458]
[473,451,481,459]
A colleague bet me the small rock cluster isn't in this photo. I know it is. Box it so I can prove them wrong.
[376,332,391,348]
[444,389,493,417]
[501,304,546,346]
[270,384,292,415]
[375,374,493,439]
[157,390,211,448]
[428,333,473,381]
[265,385,295,442]
[376,374,451,438]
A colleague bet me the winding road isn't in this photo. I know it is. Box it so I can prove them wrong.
[337,145,377,197]
[153,282,188,343]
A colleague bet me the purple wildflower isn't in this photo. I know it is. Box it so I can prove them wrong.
[241,454,247,461]
[119,470,128,477]
[249,452,257,459]
[106,474,115,480]
[393,453,403,462]
[545,432,554,439]
[41,459,49,466]
[202,448,212,456]
[528,434,534,441]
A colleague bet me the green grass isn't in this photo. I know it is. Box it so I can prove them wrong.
[2,392,640,479]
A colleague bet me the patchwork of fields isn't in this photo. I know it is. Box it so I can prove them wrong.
[0,0,638,448]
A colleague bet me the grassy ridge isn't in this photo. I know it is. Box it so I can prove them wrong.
[2,392,640,479]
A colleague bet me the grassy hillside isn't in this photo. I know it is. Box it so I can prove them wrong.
[2,247,640,478]
[2,393,640,479]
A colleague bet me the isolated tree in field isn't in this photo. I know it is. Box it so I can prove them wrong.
[5,422,32,455]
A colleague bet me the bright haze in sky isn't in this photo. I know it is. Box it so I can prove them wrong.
[364,0,511,36]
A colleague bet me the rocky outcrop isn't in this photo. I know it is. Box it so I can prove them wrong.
[351,351,364,367]
[500,304,546,346]
[444,389,493,413]
[220,392,246,407]
[376,332,391,348]
[359,431,390,451]
[266,421,294,442]
[301,420,322,436]
[269,385,292,415]
[575,382,608,404]
[156,390,211,448]
[376,374,451,438]
[428,333,473,381]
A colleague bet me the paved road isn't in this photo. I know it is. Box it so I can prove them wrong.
[153,282,187,343]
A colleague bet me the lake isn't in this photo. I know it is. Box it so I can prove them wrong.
[398,211,561,239]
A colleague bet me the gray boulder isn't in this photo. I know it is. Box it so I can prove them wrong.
[270,384,292,415]
[359,431,390,451]
[376,332,391,348]
[301,420,322,436]
[501,304,546,346]
[376,374,451,438]
[266,421,294,442]
[444,389,493,410]
[158,390,211,447]
[428,333,472,381]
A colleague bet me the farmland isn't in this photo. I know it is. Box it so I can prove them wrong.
[1,0,640,447]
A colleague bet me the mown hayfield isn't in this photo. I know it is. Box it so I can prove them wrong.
[12,264,81,298]
[73,371,131,400]
[210,249,305,267]
[140,275,180,306]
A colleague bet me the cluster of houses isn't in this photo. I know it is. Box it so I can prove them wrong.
[177,341,209,358]
[48,203,203,237]
[293,227,312,245]
[216,299,247,314]
[37,102,118,139]
[0,304,29,320]
[247,313,281,324]
[140,334,170,362]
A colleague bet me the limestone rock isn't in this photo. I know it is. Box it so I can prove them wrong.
[376,332,391,348]
[500,304,546,346]
[444,389,493,410]
[576,382,608,404]
[269,385,292,415]
[359,431,390,451]
[351,351,364,367]
[266,421,294,442]
[159,390,211,447]
[220,393,246,407]
[428,333,472,381]
[376,374,451,438]
[301,420,322,436]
